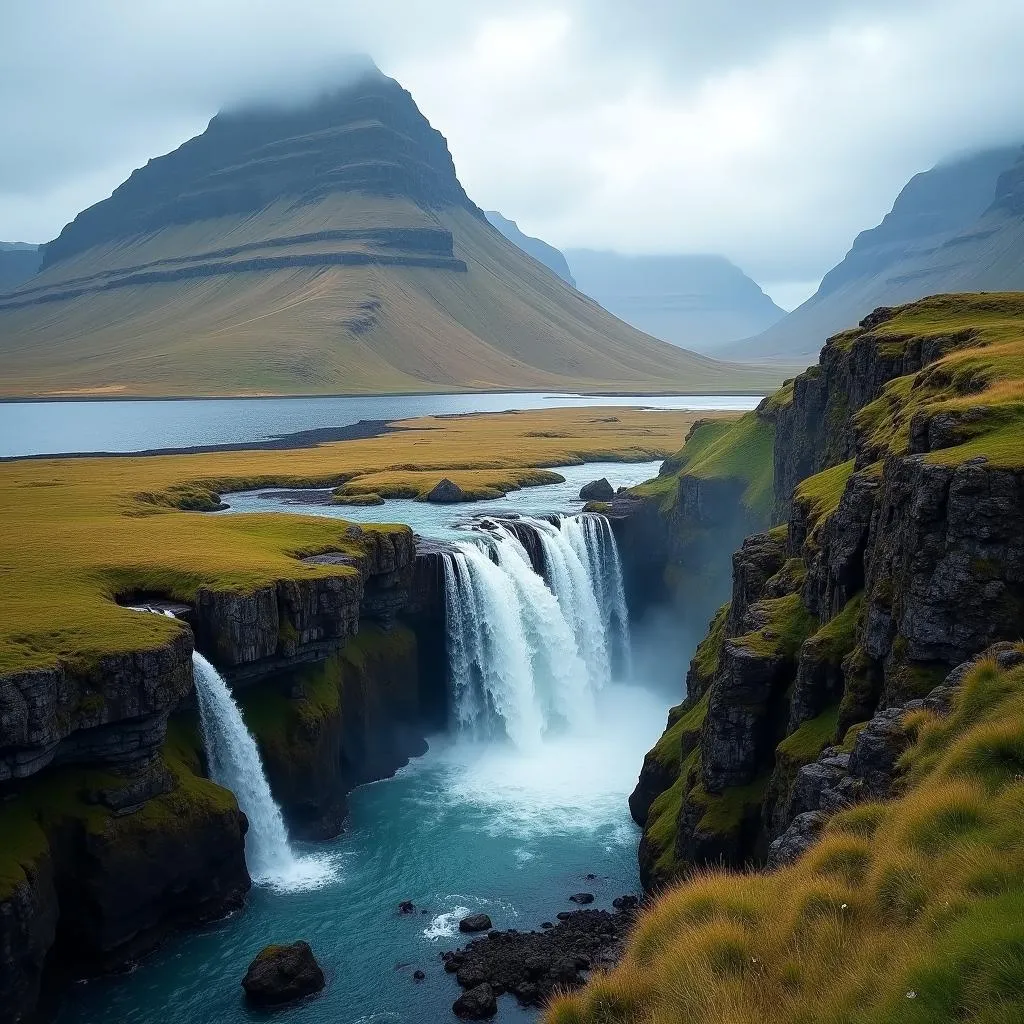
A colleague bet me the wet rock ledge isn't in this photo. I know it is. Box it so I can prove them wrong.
[443,897,640,1015]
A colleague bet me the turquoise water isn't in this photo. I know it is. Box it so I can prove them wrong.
[221,461,664,541]
[59,460,681,1023]
[60,685,671,1024]
[0,393,759,457]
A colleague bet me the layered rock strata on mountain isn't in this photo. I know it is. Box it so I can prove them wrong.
[628,296,1024,891]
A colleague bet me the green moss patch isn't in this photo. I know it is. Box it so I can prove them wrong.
[732,593,817,660]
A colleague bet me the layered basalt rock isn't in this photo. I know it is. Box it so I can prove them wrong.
[632,301,1024,891]
[0,521,445,1022]
[0,630,192,781]
[0,751,250,1024]
[241,623,441,840]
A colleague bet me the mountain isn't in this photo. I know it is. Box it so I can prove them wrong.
[0,69,780,398]
[563,250,785,354]
[0,242,41,292]
[484,211,575,286]
[731,145,1024,361]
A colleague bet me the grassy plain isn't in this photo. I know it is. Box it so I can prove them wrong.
[0,406,730,675]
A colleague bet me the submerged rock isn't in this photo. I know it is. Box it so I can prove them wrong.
[579,478,614,501]
[426,478,467,503]
[459,913,493,933]
[241,941,325,1006]
[398,900,416,914]
[568,892,594,904]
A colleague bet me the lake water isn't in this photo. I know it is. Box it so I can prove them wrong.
[59,461,689,1024]
[0,393,760,458]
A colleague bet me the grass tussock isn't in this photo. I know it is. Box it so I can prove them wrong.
[547,654,1024,1024]
[0,407,711,675]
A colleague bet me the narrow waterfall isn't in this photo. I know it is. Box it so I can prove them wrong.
[562,513,633,680]
[192,651,332,889]
[442,513,631,747]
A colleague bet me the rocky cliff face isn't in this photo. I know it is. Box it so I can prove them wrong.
[0,521,449,1023]
[630,293,1024,891]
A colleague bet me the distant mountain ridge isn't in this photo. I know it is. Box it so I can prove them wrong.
[484,211,575,286]
[732,144,1024,361]
[0,243,41,293]
[564,249,785,354]
[0,68,781,397]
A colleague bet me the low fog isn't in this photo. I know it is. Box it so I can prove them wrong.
[4,0,1024,300]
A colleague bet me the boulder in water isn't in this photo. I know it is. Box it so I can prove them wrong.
[453,983,497,1019]
[425,477,467,503]
[569,892,594,904]
[579,478,614,501]
[398,900,416,914]
[413,969,426,981]
[241,941,325,1006]
[459,913,493,933]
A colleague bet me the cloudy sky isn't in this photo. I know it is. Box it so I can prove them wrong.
[3,0,1024,307]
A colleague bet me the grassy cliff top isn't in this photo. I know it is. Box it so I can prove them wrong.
[838,293,1024,469]
[548,649,1024,1024]
[633,411,775,519]
[0,406,720,674]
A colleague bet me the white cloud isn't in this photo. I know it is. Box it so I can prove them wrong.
[1,0,1022,288]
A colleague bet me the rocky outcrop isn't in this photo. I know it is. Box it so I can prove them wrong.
[191,526,418,675]
[426,478,467,503]
[769,643,1024,866]
[632,302,1024,891]
[443,903,639,1012]
[243,624,440,840]
[0,750,249,1024]
[579,478,614,501]
[0,630,192,781]
[241,941,325,1006]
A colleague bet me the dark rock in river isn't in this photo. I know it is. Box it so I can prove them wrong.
[579,478,614,501]
[241,941,325,1006]
[444,904,639,1009]
[459,913,492,933]
[426,477,467,503]
[453,982,498,1019]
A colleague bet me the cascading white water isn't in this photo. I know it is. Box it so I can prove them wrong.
[191,651,334,890]
[562,513,633,680]
[442,513,630,747]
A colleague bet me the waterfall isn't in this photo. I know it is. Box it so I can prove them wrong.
[191,651,333,890]
[563,513,633,680]
[442,513,631,747]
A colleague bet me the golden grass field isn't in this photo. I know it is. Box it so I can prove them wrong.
[0,405,731,675]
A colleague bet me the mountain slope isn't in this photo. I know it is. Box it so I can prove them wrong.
[732,145,1024,362]
[0,71,780,397]
[0,243,41,293]
[484,210,575,286]
[564,249,785,354]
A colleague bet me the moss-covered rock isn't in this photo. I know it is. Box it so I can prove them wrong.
[240,623,429,838]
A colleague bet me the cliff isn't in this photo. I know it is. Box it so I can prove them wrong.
[733,145,1024,361]
[627,291,1024,890]
[0,511,448,1023]
[550,291,1024,1023]
[0,72,776,397]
